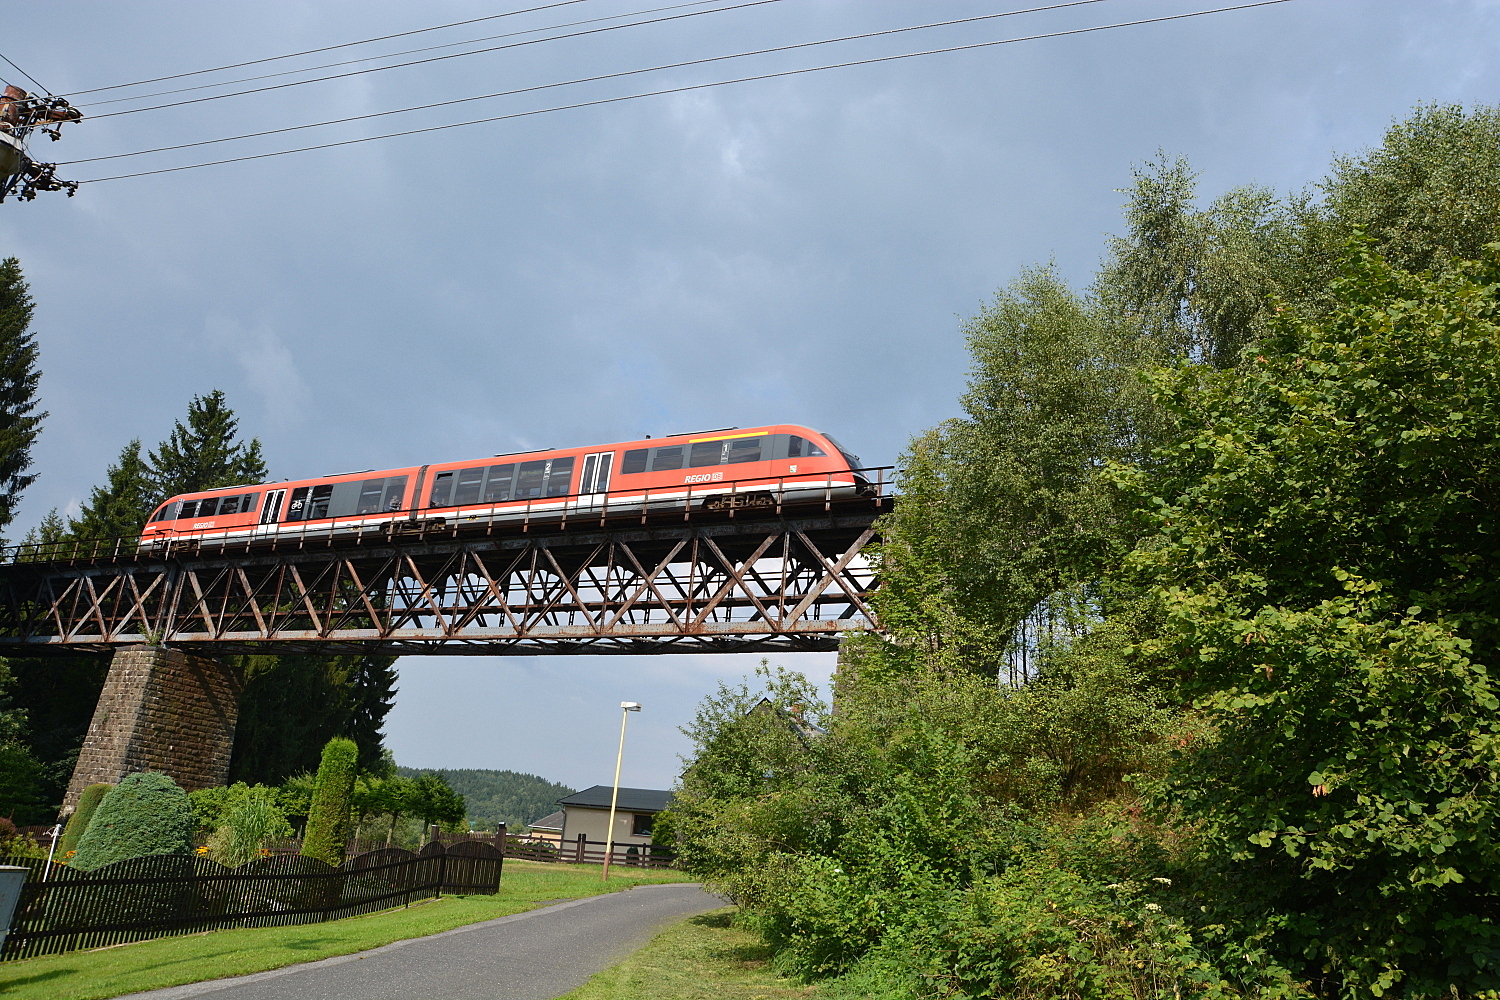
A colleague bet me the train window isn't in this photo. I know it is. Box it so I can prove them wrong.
[178,500,200,519]
[218,496,241,515]
[382,477,407,511]
[482,464,514,502]
[240,493,259,513]
[824,435,862,469]
[454,467,485,506]
[357,478,387,514]
[285,487,310,520]
[150,503,176,523]
[429,472,454,507]
[306,484,334,520]
[651,446,684,471]
[787,435,827,459]
[514,460,547,499]
[689,441,723,467]
[545,457,575,497]
[199,498,222,517]
[727,437,762,463]
[621,449,648,475]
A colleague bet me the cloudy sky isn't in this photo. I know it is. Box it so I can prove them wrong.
[2,0,1495,795]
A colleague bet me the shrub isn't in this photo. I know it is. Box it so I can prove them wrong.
[71,772,195,870]
[300,737,357,866]
[207,788,292,867]
[57,782,112,859]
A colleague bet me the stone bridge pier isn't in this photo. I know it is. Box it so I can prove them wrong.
[63,646,241,814]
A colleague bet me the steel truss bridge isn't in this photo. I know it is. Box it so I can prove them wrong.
[0,497,885,656]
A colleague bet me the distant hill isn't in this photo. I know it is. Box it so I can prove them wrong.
[397,767,575,832]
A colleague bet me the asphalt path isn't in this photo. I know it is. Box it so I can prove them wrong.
[118,883,724,1000]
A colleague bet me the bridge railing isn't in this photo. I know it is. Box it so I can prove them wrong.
[0,466,893,567]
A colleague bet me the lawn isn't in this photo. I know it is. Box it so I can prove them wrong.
[558,907,817,1000]
[0,861,693,1000]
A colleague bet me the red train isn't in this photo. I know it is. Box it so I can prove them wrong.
[140,424,868,548]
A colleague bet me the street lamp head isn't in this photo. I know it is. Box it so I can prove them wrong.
[621,701,642,711]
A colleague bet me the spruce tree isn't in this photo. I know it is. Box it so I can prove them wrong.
[0,258,46,539]
[345,656,398,774]
[147,390,267,498]
[70,439,155,539]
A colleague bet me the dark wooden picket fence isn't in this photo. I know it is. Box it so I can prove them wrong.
[0,840,502,961]
[501,834,675,869]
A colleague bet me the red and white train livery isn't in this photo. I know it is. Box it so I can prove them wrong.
[140,424,866,548]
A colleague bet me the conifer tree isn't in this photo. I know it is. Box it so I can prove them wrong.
[70,440,155,539]
[0,258,46,538]
[147,390,266,498]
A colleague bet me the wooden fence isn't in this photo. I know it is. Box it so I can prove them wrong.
[0,840,502,961]
[501,834,676,869]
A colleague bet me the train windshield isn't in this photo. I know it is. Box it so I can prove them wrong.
[822,435,863,470]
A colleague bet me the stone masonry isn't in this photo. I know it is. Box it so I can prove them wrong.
[63,645,241,814]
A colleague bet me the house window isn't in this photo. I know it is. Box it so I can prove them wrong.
[631,813,654,837]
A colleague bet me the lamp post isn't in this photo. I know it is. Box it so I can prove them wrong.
[602,701,641,881]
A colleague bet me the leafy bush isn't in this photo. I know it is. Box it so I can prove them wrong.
[300,737,357,866]
[71,772,195,870]
[206,786,292,867]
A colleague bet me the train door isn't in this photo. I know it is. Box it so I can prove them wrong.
[578,452,614,511]
[255,489,286,536]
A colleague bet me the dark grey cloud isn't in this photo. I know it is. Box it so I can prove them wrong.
[2,0,1494,788]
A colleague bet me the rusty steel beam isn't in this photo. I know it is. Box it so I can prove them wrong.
[0,502,882,656]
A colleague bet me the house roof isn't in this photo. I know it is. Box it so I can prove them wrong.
[558,785,673,813]
[528,810,565,831]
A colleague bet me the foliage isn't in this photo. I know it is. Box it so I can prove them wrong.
[300,737,358,866]
[1116,245,1500,996]
[69,439,155,539]
[58,782,112,859]
[0,816,46,858]
[0,658,47,823]
[229,653,398,786]
[872,270,1167,678]
[205,786,292,867]
[146,389,266,500]
[0,257,46,540]
[71,772,196,870]
[395,766,573,832]
[0,654,109,821]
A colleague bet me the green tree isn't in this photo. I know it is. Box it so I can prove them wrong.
[873,268,1167,678]
[409,773,466,836]
[147,389,266,499]
[229,654,398,786]
[0,258,45,540]
[71,772,196,870]
[1120,244,1500,996]
[0,659,46,824]
[301,737,358,866]
[70,439,155,539]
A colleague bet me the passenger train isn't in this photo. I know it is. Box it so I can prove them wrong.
[140,424,867,548]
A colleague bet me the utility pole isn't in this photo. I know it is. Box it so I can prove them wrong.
[0,85,81,202]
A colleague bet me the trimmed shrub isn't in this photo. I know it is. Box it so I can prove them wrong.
[57,782,112,860]
[301,737,357,866]
[71,772,195,870]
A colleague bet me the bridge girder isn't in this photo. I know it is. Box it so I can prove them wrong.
[0,502,882,656]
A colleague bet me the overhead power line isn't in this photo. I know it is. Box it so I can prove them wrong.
[62,0,601,98]
[0,51,52,95]
[75,0,1297,186]
[66,0,1121,164]
[80,0,732,109]
[85,0,788,120]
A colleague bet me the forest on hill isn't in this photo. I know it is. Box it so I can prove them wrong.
[396,767,574,832]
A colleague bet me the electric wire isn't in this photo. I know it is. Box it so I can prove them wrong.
[65,0,1121,164]
[0,52,52,95]
[61,0,601,98]
[79,0,731,109]
[85,0,787,120]
[76,0,1297,185]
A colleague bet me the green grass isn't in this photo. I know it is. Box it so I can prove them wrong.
[0,861,693,1000]
[558,907,817,1000]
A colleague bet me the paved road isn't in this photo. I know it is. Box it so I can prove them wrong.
[119,883,724,1000]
